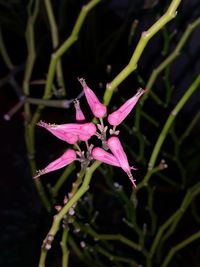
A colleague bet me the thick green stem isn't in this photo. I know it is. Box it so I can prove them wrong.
[103,0,182,106]
[146,17,200,91]
[134,17,200,138]
[38,161,101,267]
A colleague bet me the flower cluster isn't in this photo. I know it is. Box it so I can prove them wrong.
[34,78,146,188]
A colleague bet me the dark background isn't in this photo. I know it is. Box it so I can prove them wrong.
[0,0,200,266]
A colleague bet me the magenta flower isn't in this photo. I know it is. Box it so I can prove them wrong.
[78,78,107,118]
[35,79,144,188]
[107,136,137,188]
[37,121,96,144]
[108,88,146,126]
[33,149,77,179]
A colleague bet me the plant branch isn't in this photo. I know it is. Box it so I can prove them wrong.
[38,161,101,267]
[161,230,200,267]
[44,0,65,93]
[149,182,200,258]
[0,28,13,69]
[81,224,141,252]
[139,75,200,188]
[61,227,69,267]
[103,0,182,106]
[30,0,100,128]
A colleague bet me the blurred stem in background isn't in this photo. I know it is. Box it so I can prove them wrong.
[44,0,65,95]
[0,28,14,69]
[139,75,200,188]
[22,0,52,212]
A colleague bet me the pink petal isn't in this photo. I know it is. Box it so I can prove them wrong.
[37,121,79,143]
[92,147,121,167]
[79,78,107,118]
[107,136,137,188]
[37,121,96,143]
[33,149,76,179]
[108,88,145,126]
[78,134,91,141]
[107,137,130,173]
[81,122,97,136]
[65,133,79,144]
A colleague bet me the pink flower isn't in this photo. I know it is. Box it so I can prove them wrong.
[92,147,121,167]
[108,88,146,126]
[74,99,86,122]
[33,149,77,179]
[107,136,137,188]
[78,78,107,118]
[37,121,96,144]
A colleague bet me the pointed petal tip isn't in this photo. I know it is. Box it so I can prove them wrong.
[78,77,86,87]
[33,169,45,179]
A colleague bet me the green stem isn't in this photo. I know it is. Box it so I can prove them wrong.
[24,97,73,108]
[179,110,200,144]
[146,17,200,91]
[156,183,200,259]
[161,27,170,56]
[147,186,157,235]
[22,0,51,212]
[96,246,138,266]
[0,28,13,69]
[51,163,75,198]
[30,0,100,128]
[161,230,200,267]
[139,75,200,188]
[149,182,200,259]
[61,228,69,267]
[103,0,182,106]
[44,0,65,92]
[81,225,141,252]
[134,17,200,142]
[128,19,139,46]
[68,235,84,261]
[38,161,101,267]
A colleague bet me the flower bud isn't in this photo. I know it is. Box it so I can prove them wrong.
[108,88,145,126]
[107,136,137,188]
[33,149,76,179]
[79,78,107,118]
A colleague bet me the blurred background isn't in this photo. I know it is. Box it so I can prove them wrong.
[0,0,200,266]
